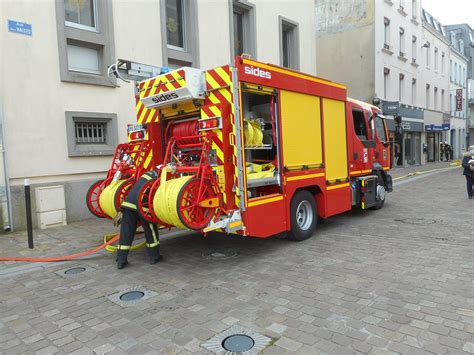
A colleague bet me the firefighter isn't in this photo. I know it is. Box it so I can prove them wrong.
[114,170,162,269]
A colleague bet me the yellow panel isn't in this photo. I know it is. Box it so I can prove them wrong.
[281,91,322,168]
[322,98,348,181]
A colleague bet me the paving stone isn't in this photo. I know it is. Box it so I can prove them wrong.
[274,337,302,352]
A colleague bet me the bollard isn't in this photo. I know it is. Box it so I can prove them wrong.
[24,179,33,249]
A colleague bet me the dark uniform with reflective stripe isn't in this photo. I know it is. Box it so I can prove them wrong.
[117,170,160,268]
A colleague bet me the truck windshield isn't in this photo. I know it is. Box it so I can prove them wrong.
[375,114,387,143]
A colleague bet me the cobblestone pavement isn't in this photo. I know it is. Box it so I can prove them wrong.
[0,167,473,354]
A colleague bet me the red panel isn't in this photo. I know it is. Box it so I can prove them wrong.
[235,57,347,101]
[325,186,352,217]
[243,198,287,238]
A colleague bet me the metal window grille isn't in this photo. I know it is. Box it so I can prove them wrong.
[75,121,106,144]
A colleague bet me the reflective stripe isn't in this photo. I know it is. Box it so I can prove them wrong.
[143,174,152,180]
[147,242,160,248]
[150,224,158,244]
[122,201,137,210]
[117,245,131,250]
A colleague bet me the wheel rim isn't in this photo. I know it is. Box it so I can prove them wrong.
[87,180,106,218]
[296,200,313,231]
[178,179,220,230]
[376,184,386,201]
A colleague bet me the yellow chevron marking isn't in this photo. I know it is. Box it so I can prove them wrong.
[144,151,153,169]
[220,88,232,104]
[206,73,221,90]
[215,67,231,85]
[209,106,220,117]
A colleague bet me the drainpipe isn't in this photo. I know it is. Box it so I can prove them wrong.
[0,101,13,232]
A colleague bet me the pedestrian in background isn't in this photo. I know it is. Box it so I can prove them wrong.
[440,142,445,161]
[444,142,450,161]
[461,145,474,199]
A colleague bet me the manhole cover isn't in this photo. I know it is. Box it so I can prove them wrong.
[201,324,271,354]
[120,291,145,302]
[395,218,437,225]
[64,267,86,275]
[222,334,255,352]
[203,249,237,260]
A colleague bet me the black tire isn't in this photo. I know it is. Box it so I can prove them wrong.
[370,173,386,210]
[288,190,318,241]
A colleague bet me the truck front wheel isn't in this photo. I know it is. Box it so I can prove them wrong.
[288,190,318,241]
[370,174,386,210]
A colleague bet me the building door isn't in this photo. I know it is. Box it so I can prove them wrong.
[414,133,421,165]
[427,133,435,162]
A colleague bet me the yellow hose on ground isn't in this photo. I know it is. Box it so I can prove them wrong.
[153,168,192,229]
[99,180,128,218]
[103,233,146,253]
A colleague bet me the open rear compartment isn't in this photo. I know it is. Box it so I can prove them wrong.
[240,84,283,202]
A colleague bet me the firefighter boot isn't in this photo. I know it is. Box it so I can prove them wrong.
[148,246,163,264]
[116,249,129,270]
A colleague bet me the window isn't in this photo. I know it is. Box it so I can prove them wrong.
[426,84,430,109]
[441,89,445,112]
[384,67,390,99]
[352,110,369,140]
[459,40,464,54]
[462,68,466,86]
[434,47,438,71]
[75,122,106,144]
[441,52,445,73]
[280,17,299,70]
[166,0,185,50]
[434,87,438,110]
[384,18,390,49]
[232,1,256,57]
[399,28,405,56]
[162,0,198,67]
[412,36,417,62]
[67,43,100,74]
[55,0,115,86]
[450,94,453,114]
[455,62,458,83]
[450,32,455,44]
[65,112,117,157]
[375,115,387,142]
[450,59,453,81]
[426,42,430,67]
[412,0,417,18]
[412,78,416,105]
[64,0,97,31]
[399,73,404,102]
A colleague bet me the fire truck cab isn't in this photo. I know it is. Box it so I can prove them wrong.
[87,57,392,241]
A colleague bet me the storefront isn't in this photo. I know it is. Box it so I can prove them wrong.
[379,101,424,167]
[425,124,449,162]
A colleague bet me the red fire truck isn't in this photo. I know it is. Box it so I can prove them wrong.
[87,57,392,241]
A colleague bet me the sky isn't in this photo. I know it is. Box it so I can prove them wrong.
[422,0,474,27]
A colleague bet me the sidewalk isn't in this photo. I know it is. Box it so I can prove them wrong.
[389,160,459,179]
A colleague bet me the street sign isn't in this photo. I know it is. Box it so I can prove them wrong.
[7,20,32,36]
[456,89,463,111]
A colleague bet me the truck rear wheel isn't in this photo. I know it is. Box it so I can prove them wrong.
[288,190,317,241]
